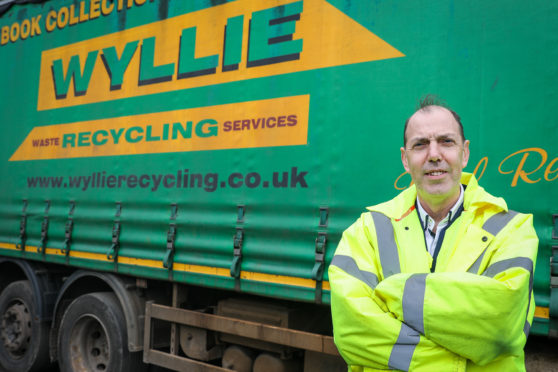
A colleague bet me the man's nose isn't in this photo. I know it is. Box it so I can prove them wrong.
[427,142,442,161]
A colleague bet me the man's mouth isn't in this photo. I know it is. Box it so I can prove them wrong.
[425,170,447,176]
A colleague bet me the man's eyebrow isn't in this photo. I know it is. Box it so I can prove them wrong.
[409,133,458,143]
[436,133,459,140]
[408,136,428,144]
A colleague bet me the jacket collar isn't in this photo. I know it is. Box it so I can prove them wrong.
[366,173,508,220]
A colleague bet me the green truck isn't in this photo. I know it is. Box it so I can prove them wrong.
[0,0,556,371]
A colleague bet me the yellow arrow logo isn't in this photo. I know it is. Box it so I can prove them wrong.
[12,95,310,161]
[37,0,404,111]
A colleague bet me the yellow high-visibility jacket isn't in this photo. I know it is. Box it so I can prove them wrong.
[329,173,538,372]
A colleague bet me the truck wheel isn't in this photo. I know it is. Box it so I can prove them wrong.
[0,280,50,372]
[58,292,143,372]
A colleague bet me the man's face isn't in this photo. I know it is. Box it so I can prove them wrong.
[401,106,470,205]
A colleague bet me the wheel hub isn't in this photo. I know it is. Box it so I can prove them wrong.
[1,302,32,356]
[70,316,110,371]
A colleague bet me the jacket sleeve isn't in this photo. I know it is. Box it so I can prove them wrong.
[374,212,538,366]
[329,215,466,371]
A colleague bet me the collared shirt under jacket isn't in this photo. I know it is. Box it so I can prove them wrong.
[329,173,538,372]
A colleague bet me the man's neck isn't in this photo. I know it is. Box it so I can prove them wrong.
[418,186,462,225]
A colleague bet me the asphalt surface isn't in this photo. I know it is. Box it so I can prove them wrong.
[525,335,558,371]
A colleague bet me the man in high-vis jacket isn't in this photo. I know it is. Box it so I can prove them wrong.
[329,97,538,371]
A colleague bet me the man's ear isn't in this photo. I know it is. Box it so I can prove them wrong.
[461,140,470,168]
[401,147,410,172]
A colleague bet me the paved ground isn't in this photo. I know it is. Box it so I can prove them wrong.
[525,336,558,371]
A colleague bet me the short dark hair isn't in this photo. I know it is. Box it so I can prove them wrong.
[403,94,465,146]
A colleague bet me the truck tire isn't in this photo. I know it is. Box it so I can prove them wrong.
[58,292,144,372]
[0,280,50,372]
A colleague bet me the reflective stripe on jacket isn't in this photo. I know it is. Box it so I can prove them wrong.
[329,173,538,372]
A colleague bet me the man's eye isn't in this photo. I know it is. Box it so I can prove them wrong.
[412,142,427,149]
[441,139,455,145]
